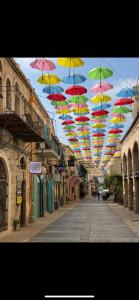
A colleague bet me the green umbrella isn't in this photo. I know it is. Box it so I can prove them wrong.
[108,134,121,138]
[92,115,108,119]
[112,106,132,113]
[63,125,76,130]
[88,67,113,80]
[68,95,88,104]
[75,122,90,126]
[51,101,68,106]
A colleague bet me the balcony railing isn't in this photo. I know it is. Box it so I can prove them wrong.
[0,86,45,141]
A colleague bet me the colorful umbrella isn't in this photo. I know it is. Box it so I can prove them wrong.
[112,106,131,113]
[92,123,106,128]
[115,98,134,106]
[110,117,126,123]
[91,94,111,103]
[42,85,64,94]
[71,103,88,108]
[66,85,87,95]
[30,58,56,71]
[62,74,86,84]
[68,95,88,104]
[108,129,123,134]
[109,124,124,128]
[62,120,75,125]
[93,133,105,137]
[93,129,106,133]
[63,125,75,130]
[76,122,90,126]
[47,94,66,101]
[91,82,113,93]
[57,58,84,68]
[57,109,71,114]
[108,134,121,138]
[116,87,136,97]
[51,101,68,106]
[91,110,109,116]
[59,115,73,120]
[75,116,90,122]
[68,138,78,142]
[77,127,90,131]
[92,103,111,111]
[111,112,126,118]
[88,67,113,80]
[37,74,61,85]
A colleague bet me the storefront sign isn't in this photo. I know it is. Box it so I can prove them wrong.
[16,195,22,205]
[29,162,42,174]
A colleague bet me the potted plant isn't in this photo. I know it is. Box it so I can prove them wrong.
[13,219,20,231]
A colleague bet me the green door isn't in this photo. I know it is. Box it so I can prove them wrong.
[33,175,39,222]
[48,177,54,213]
[42,176,47,216]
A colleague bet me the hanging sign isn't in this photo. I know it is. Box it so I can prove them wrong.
[29,162,42,174]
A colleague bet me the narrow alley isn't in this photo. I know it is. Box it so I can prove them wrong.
[30,198,139,242]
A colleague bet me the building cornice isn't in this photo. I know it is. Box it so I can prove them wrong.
[120,113,139,144]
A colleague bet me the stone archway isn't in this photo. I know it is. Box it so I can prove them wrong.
[0,158,8,231]
[123,153,128,207]
[127,149,134,210]
[133,142,139,213]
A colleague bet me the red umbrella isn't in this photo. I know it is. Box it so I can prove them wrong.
[91,110,109,116]
[66,85,87,95]
[93,133,105,137]
[47,94,66,101]
[93,145,103,148]
[62,120,75,125]
[68,138,78,141]
[82,148,91,150]
[115,98,134,106]
[108,129,123,134]
[75,116,90,122]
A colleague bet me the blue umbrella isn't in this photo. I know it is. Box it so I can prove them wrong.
[43,85,64,94]
[59,115,73,120]
[92,103,111,111]
[93,154,102,156]
[92,129,106,133]
[109,124,124,129]
[116,87,136,97]
[79,136,90,139]
[62,74,86,84]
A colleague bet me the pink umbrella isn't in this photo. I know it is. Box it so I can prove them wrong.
[56,105,70,110]
[91,82,113,93]
[71,103,88,108]
[111,112,126,119]
[30,58,56,71]
[77,127,90,131]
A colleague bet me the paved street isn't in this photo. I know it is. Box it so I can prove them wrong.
[30,197,139,242]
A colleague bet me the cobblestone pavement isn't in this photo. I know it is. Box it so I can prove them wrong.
[30,197,139,242]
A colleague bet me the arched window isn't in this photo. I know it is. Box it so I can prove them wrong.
[20,157,26,170]
[0,60,2,72]
[6,78,11,110]
[15,82,20,114]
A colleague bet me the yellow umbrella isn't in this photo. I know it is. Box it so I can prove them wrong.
[92,123,106,128]
[57,109,71,114]
[91,94,111,103]
[79,131,90,136]
[57,57,84,68]
[65,132,77,137]
[37,74,61,84]
[110,117,126,123]
[72,108,89,113]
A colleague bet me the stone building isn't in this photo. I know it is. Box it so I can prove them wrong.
[120,79,139,213]
[0,58,64,232]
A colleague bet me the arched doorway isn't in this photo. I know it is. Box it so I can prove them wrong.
[133,142,139,213]
[0,158,8,231]
[20,180,26,226]
[127,149,133,210]
[123,153,128,207]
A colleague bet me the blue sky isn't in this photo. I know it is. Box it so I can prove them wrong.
[14,58,139,152]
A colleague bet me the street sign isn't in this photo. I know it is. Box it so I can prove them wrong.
[29,162,42,174]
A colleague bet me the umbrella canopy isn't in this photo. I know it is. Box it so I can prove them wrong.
[71,103,88,108]
[62,74,86,84]
[65,132,77,136]
[108,129,123,134]
[91,110,109,116]
[116,87,137,97]
[110,117,126,123]
[77,127,90,131]
[62,120,75,125]
[112,106,131,113]
[115,98,134,105]
[59,115,73,120]
[92,129,106,133]
[66,85,87,95]
[74,112,89,116]
[63,125,75,130]
[56,109,71,114]
[30,58,56,71]
[68,95,88,104]
[57,105,69,110]
[76,122,90,126]
[109,124,124,129]
[57,58,84,68]
[91,94,111,103]
[91,82,113,93]
[92,103,111,111]
[37,74,61,84]
[42,85,64,94]
[108,134,121,138]
[88,67,113,80]
[47,94,66,101]
[68,138,78,141]
[93,145,103,148]
[51,101,68,106]
[92,123,106,128]
[111,112,126,118]
[93,133,105,137]
[79,137,90,140]
[75,116,90,122]
[73,108,89,113]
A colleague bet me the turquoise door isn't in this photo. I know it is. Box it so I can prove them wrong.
[33,175,40,222]
[42,176,47,216]
[48,177,54,213]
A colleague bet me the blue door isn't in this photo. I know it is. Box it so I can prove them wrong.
[48,177,54,213]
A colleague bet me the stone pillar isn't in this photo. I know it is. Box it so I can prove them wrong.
[133,176,139,213]
[123,178,128,207]
[128,178,134,210]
